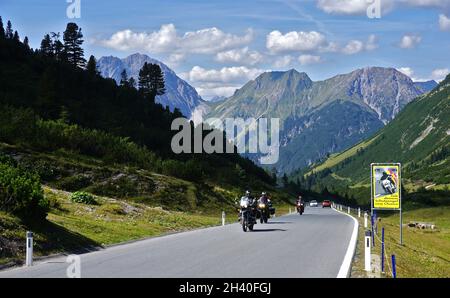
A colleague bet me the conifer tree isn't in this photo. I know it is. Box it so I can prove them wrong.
[23,36,30,49]
[63,22,86,68]
[120,69,129,87]
[0,16,5,39]
[138,62,165,102]
[5,20,13,39]
[86,55,99,75]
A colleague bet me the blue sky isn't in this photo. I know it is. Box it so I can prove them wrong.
[1,0,450,99]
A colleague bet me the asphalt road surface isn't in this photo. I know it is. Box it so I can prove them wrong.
[0,207,356,278]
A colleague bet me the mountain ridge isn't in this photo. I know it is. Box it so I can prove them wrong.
[207,66,429,173]
[97,53,205,118]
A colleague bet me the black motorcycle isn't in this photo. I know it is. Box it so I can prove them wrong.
[239,196,257,232]
[296,201,304,215]
[257,200,270,224]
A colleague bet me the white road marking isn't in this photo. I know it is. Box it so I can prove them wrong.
[333,206,359,278]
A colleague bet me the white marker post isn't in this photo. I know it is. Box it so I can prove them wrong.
[358,208,361,218]
[289,207,292,214]
[365,230,372,272]
[221,211,226,226]
[348,206,350,214]
[26,231,33,267]
[364,212,368,228]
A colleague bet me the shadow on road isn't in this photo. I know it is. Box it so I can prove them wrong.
[251,228,286,232]
[266,221,291,224]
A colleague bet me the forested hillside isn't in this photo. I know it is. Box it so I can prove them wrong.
[0,18,273,188]
[292,76,450,208]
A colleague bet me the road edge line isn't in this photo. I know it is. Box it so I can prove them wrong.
[333,207,359,278]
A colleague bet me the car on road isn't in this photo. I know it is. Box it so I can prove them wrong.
[310,200,318,207]
[322,200,332,208]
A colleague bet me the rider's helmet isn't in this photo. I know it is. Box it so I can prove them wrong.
[245,190,251,196]
[261,192,267,196]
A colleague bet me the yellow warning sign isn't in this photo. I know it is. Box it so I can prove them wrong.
[371,164,401,210]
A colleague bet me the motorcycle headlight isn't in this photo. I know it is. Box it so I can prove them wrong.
[258,203,266,208]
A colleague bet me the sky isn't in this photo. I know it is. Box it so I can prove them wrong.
[1,0,450,99]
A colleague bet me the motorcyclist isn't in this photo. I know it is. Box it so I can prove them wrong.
[380,171,395,185]
[238,190,255,221]
[259,192,269,204]
[296,195,304,214]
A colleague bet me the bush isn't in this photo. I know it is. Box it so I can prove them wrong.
[57,175,92,191]
[70,191,96,205]
[0,160,48,220]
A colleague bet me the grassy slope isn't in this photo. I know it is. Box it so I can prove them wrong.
[351,207,450,278]
[0,144,293,266]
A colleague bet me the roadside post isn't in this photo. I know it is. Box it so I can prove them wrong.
[26,231,33,267]
[391,255,397,278]
[381,227,385,273]
[358,208,361,218]
[371,215,375,247]
[364,212,368,228]
[347,206,350,214]
[374,210,378,235]
[221,211,225,226]
[289,207,292,214]
[371,163,402,245]
[364,230,372,272]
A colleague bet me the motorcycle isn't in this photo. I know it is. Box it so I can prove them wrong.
[257,200,271,224]
[296,201,304,215]
[239,196,257,232]
[381,179,396,194]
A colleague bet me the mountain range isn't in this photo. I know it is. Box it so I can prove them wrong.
[97,53,439,175]
[97,53,204,118]
[296,74,449,206]
[206,67,437,173]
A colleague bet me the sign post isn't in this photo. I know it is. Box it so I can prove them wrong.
[371,163,402,245]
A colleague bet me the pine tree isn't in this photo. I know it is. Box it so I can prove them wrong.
[138,62,165,102]
[50,32,66,60]
[120,69,129,87]
[5,20,13,39]
[13,30,19,42]
[23,36,30,49]
[282,173,289,187]
[40,34,53,56]
[128,77,136,88]
[63,22,86,68]
[86,55,99,75]
[54,39,65,61]
[0,16,5,39]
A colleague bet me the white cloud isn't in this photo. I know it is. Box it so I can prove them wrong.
[266,30,327,53]
[341,35,377,55]
[431,68,449,81]
[184,66,263,84]
[439,14,450,31]
[402,0,450,9]
[399,34,422,49]
[397,67,416,78]
[342,40,364,55]
[182,66,264,99]
[316,0,372,15]
[98,24,254,56]
[397,67,449,82]
[272,55,295,68]
[298,54,322,65]
[196,86,240,98]
[215,47,263,65]
[316,0,448,15]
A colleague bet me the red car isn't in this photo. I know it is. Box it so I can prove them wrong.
[322,200,332,208]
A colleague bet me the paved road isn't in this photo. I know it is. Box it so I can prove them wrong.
[0,207,356,278]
